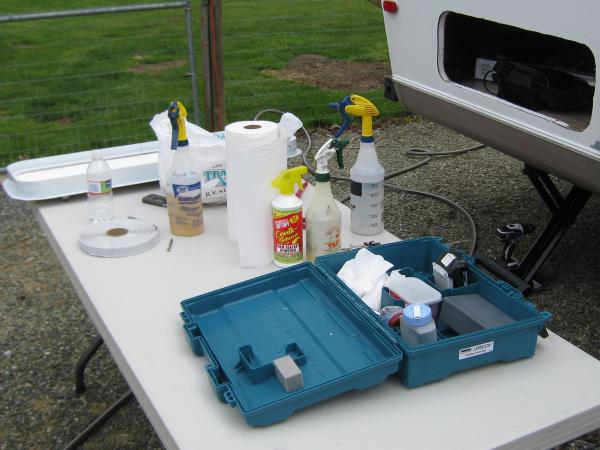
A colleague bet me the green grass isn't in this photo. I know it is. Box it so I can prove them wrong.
[0,0,404,166]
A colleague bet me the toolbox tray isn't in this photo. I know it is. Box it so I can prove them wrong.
[181,237,550,425]
[316,237,551,387]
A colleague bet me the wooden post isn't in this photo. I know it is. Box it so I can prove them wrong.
[200,0,214,131]
[200,0,224,131]
[212,0,225,129]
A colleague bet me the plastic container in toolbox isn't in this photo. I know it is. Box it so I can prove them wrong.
[316,237,551,387]
[180,237,550,426]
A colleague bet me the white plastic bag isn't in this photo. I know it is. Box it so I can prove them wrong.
[150,111,227,204]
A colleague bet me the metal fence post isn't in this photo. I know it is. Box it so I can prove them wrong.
[184,0,201,125]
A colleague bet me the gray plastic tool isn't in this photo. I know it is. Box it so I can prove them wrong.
[273,355,304,392]
[440,293,516,334]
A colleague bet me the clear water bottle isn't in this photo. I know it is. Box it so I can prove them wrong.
[87,150,113,222]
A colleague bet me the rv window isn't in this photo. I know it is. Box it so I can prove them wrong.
[440,12,595,131]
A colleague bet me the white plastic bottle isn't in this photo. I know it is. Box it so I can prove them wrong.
[86,150,113,222]
[345,95,384,235]
[306,138,345,261]
[350,140,384,235]
[306,177,341,261]
[400,304,438,346]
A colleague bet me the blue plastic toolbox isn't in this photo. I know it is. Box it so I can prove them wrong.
[180,237,550,425]
[180,263,403,426]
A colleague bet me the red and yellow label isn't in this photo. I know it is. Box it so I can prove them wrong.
[272,207,303,265]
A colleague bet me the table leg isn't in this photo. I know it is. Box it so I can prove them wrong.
[75,335,104,394]
[62,390,134,450]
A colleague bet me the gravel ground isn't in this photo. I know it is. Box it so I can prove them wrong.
[1,116,599,449]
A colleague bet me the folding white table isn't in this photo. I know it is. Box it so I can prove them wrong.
[33,183,600,450]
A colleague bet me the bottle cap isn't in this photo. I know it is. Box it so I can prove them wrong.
[402,304,433,327]
[91,150,103,160]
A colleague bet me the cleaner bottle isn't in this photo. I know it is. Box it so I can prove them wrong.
[306,138,348,261]
[271,166,308,267]
[87,149,114,222]
[346,95,384,235]
[166,101,205,236]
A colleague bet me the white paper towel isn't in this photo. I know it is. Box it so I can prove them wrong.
[225,118,297,267]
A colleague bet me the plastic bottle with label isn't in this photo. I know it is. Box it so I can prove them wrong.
[306,138,347,261]
[400,304,438,346]
[271,166,308,267]
[166,101,204,236]
[346,95,384,235]
[86,150,114,222]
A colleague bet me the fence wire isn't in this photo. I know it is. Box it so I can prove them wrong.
[0,0,400,167]
[0,3,198,167]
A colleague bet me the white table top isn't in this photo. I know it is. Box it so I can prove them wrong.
[33,183,600,450]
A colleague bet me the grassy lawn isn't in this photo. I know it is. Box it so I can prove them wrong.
[0,0,403,166]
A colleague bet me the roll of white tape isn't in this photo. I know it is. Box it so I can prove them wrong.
[79,218,159,257]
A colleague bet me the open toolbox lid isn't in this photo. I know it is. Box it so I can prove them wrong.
[181,237,550,425]
[180,263,403,427]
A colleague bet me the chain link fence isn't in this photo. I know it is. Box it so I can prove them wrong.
[0,2,199,167]
[0,0,399,167]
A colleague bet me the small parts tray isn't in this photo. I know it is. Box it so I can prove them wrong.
[316,237,551,388]
[180,263,403,426]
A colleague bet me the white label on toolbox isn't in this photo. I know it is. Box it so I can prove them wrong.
[459,341,494,360]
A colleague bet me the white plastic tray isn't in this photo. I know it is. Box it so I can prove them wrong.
[3,141,159,201]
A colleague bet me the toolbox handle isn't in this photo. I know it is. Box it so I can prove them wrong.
[473,253,532,295]
[206,365,237,407]
[473,254,550,338]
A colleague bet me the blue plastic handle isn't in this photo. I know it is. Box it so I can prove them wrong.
[329,95,353,138]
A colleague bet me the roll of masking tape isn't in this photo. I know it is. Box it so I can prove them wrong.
[79,218,159,257]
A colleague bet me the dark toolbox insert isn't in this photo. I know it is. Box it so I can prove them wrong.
[180,237,550,426]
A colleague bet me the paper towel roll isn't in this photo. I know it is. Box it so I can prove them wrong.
[225,121,279,241]
[225,120,285,267]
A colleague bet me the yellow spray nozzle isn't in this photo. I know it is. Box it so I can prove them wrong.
[168,100,189,145]
[272,166,308,195]
[344,94,379,138]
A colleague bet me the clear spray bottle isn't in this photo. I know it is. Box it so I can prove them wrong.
[166,101,205,236]
[346,95,384,235]
[306,138,348,261]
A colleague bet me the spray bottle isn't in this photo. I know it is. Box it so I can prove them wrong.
[305,138,348,261]
[346,95,384,235]
[166,101,205,236]
[271,166,308,267]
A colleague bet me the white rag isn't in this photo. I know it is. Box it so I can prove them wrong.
[337,248,394,312]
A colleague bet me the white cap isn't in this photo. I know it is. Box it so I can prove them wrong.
[91,150,103,160]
